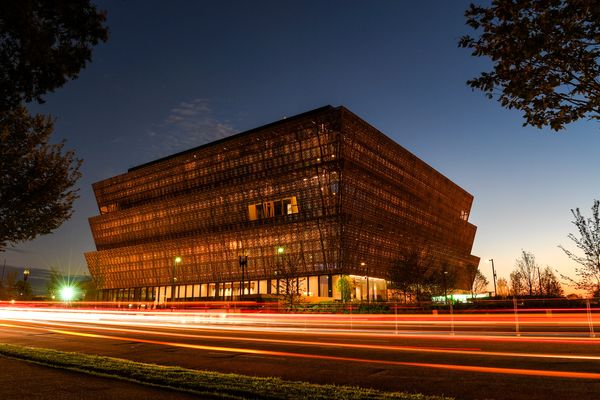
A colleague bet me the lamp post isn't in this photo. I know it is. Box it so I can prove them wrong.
[275,247,285,297]
[537,266,543,296]
[443,270,448,304]
[239,255,248,300]
[361,262,369,303]
[23,269,30,282]
[488,258,497,297]
[172,256,181,303]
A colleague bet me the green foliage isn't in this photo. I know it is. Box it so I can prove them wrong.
[0,107,82,251]
[0,343,451,400]
[351,302,391,314]
[46,268,62,300]
[0,0,108,110]
[337,275,352,303]
[559,199,600,295]
[459,0,600,130]
[45,268,84,301]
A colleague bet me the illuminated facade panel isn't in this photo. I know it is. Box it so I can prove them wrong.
[85,106,479,302]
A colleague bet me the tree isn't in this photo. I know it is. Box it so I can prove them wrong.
[0,0,108,111]
[336,275,352,303]
[14,280,32,300]
[0,279,4,300]
[514,250,539,296]
[46,268,63,300]
[438,265,458,300]
[1,1,105,251]
[388,248,454,303]
[274,252,306,311]
[539,266,564,297]
[510,270,525,296]
[4,271,18,299]
[0,107,82,251]
[80,276,100,301]
[471,269,489,297]
[496,277,510,297]
[388,252,423,303]
[459,0,600,130]
[559,199,600,295]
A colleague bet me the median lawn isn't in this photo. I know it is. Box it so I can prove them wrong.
[0,343,451,399]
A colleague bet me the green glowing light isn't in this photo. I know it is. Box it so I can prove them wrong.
[59,286,76,301]
[276,246,285,254]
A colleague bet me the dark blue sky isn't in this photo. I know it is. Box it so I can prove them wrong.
[5,0,600,291]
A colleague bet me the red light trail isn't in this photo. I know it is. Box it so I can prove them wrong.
[1,305,599,383]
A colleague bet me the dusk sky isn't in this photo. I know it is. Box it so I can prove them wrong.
[5,0,600,292]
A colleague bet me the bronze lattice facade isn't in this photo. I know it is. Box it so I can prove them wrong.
[85,106,479,303]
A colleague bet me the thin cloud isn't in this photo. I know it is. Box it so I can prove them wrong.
[141,98,237,161]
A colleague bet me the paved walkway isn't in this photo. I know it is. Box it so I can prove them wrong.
[0,356,200,400]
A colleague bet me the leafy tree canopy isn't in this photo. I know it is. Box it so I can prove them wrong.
[0,0,108,110]
[0,107,82,251]
[389,248,456,303]
[460,0,600,130]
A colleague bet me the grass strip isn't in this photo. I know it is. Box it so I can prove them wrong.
[0,343,451,400]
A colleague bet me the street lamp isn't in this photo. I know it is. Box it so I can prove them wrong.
[443,270,449,304]
[488,259,497,297]
[23,269,30,282]
[172,256,182,302]
[239,255,248,300]
[361,262,369,303]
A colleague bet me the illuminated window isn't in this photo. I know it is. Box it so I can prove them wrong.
[99,203,118,214]
[248,196,298,221]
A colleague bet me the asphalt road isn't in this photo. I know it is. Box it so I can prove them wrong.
[1,307,599,400]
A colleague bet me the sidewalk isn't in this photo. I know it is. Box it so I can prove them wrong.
[0,356,200,400]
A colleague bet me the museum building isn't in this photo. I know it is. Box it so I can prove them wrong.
[85,106,479,303]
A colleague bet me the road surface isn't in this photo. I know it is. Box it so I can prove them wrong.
[0,306,599,399]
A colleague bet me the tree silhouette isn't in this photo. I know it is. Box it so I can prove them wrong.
[1,0,106,251]
[560,199,600,295]
[0,107,82,251]
[460,0,600,130]
[514,250,539,296]
[539,266,564,297]
[389,248,452,303]
[471,269,489,297]
[0,0,108,110]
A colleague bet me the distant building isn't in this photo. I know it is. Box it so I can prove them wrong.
[85,106,479,303]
